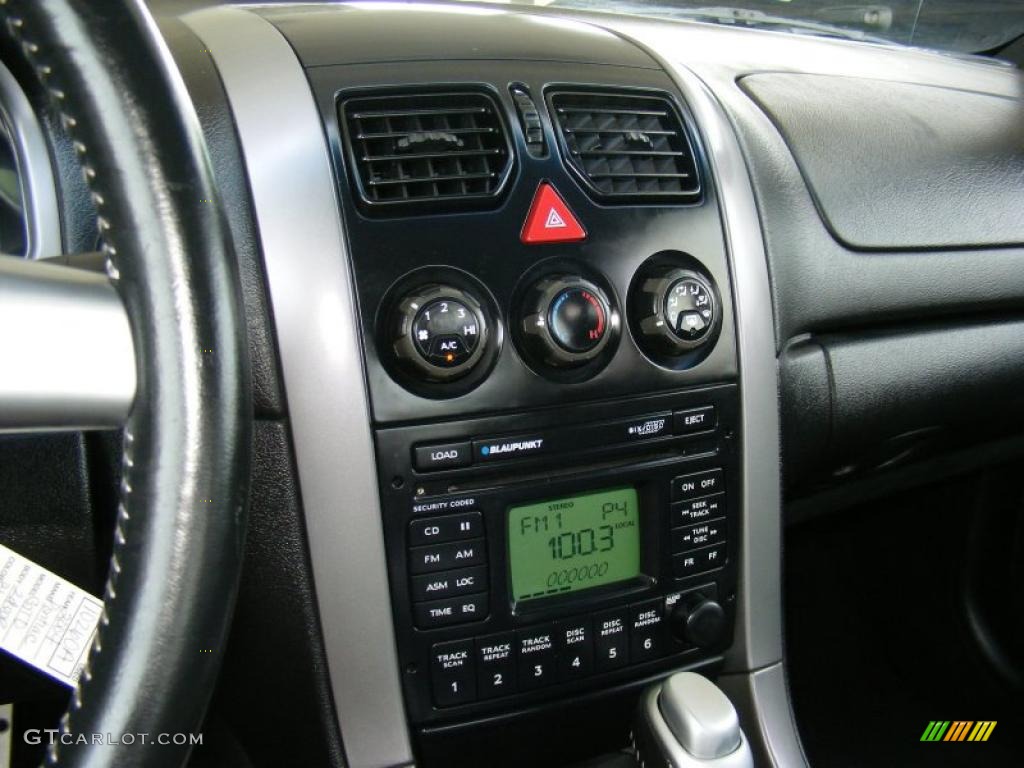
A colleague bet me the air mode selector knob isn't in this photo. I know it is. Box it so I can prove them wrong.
[391,284,488,382]
[520,275,615,368]
[635,267,718,356]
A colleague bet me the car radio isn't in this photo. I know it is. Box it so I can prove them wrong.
[374,385,739,726]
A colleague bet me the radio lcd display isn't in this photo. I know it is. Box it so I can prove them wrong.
[507,487,641,603]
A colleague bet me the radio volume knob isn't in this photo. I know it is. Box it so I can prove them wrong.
[391,285,488,382]
[519,275,616,368]
[669,595,726,650]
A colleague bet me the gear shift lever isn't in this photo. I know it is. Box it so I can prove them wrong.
[634,672,754,767]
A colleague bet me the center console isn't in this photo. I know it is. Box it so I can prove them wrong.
[189,4,778,766]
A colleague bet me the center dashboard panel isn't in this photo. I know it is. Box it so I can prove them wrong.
[260,2,742,752]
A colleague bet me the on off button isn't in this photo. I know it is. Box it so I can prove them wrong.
[672,469,724,501]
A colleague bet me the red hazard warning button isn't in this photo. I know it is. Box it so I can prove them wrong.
[520,182,586,244]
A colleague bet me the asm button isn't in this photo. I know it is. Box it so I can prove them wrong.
[411,566,488,602]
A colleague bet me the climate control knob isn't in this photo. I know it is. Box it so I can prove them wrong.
[635,267,718,356]
[520,275,615,368]
[391,284,488,382]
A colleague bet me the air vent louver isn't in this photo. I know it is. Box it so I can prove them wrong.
[341,91,513,212]
[548,91,701,202]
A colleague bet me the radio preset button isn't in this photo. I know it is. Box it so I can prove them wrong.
[629,599,669,662]
[411,565,488,603]
[673,543,728,579]
[555,618,595,680]
[673,493,725,526]
[409,538,486,575]
[476,632,516,700]
[408,511,482,547]
[672,469,724,501]
[593,608,629,672]
[415,593,489,629]
[431,639,476,707]
[672,518,726,554]
[516,626,557,689]
[674,405,717,435]
[413,441,472,472]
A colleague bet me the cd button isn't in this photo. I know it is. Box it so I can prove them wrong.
[408,511,482,547]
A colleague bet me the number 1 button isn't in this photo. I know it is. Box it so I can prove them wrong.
[430,639,476,707]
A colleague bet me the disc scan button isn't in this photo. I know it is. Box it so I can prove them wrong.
[474,434,547,462]
[413,441,472,472]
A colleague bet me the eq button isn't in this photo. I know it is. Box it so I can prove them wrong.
[414,593,488,629]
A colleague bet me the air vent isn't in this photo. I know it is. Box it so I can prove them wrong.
[548,91,701,202]
[340,91,513,213]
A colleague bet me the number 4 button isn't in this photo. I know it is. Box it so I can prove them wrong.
[556,619,594,680]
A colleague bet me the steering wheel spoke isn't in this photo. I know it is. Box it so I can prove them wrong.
[0,252,135,433]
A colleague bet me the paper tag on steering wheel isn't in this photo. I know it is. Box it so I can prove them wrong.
[0,543,102,687]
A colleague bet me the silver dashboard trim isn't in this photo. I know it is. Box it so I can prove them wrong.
[621,34,783,672]
[183,8,414,768]
[0,58,61,260]
[0,255,135,432]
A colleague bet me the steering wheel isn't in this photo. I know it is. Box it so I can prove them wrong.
[0,1,251,767]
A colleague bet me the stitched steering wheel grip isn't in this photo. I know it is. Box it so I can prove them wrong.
[0,2,251,767]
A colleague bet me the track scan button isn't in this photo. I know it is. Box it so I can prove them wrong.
[431,639,476,707]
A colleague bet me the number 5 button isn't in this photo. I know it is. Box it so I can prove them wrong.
[593,608,629,671]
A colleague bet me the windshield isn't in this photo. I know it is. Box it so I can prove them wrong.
[481,0,1024,53]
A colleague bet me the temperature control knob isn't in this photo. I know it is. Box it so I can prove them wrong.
[391,284,488,382]
[635,268,718,355]
[520,275,615,368]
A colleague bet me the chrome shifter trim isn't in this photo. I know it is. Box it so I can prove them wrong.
[184,8,414,768]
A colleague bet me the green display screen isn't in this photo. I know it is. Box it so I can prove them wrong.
[508,487,640,603]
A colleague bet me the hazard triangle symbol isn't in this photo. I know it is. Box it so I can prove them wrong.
[521,182,586,244]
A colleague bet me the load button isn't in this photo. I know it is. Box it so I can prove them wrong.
[672,469,724,501]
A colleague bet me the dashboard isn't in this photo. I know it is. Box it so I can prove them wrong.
[133,3,1024,767]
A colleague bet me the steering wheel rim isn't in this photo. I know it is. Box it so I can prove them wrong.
[0,2,251,766]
